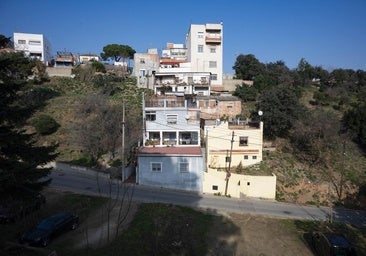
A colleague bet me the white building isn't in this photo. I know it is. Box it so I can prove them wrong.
[133,48,160,88]
[78,53,100,63]
[13,33,52,65]
[185,23,223,88]
[137,95,204,192]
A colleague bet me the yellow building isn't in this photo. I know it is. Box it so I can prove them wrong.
[203,120,276,199]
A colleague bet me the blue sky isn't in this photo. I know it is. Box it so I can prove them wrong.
[1,0,365,73]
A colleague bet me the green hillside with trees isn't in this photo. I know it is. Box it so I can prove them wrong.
[233,54,366,209]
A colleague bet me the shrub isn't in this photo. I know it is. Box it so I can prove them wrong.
[32,114,60,135]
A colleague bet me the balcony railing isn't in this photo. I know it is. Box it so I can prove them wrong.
[227,120,261,129]
[145,98,185,108]
[205,35,221,44]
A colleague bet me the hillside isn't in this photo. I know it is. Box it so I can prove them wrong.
[34,76,366,209]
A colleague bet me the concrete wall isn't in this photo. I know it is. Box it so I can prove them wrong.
[137,155,204,192]
[223,78,243,92]
[203,171,276,199]
[55,162,110,179]
[55,162,135,182]
[46,66,72,77]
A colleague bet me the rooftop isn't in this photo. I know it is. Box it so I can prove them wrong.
[138,146,202,156]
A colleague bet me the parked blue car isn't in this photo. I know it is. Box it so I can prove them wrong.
[20,211,79,247]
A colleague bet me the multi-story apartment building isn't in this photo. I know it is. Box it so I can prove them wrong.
[13,32,52,65]
[133,22,223,94]
[137,95,204,192]
[133,48,160,89]
[185,23,223,88]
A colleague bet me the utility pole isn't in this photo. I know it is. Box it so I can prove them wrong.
[225,131,235,196]
[121,101,125,182]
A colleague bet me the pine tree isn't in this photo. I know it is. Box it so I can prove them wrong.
[0,52,58,192]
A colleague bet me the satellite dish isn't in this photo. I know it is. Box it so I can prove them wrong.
[258,110,263,116]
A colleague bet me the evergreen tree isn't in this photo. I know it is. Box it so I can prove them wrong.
[0,52,58,192]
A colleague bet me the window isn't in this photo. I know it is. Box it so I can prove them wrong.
[244,155,249,160]
[210,48,216,53]
[167,114,177,124]
[212,185,218,190]
[227,103,233,109]
[211,74,217,80]
[29,40,41,45]
[198,32,204,39]
[239,136,248,146]
[18,39,26,44]
[149,132,160,141]
[179,162,189,173]
[145,111,156,121]
[198,45,203,53]
[139,69,146,77]
[140,58,145,63]
[252,156,257,160]
[209,61,217,68]
[151,162,162,172]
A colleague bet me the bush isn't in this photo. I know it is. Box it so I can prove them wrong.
[91,61,106,73]
[70,154,96,167]
[32,114,60,135]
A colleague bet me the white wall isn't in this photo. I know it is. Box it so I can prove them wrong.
[203,171,276,199]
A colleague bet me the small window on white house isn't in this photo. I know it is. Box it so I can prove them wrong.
[211,74,217,80]
[198,45,203,53]
[18,40,26,44]
[252,156,257,160]
[198,32,204,39]
[209,61,217,68]
[29,40,41,45]
[139,69,146,77]
[212,185,218,190]
[167,114,178,124]
[244,155,249,160]
[140,58,145,63]
[145,111,156,121]
[179,162,189,173]
[151,162,162,172]
[239,136,248,146]
[210,48,216,53]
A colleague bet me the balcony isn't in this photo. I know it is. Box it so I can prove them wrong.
[145,97,185,108]
[227,119,261,130]
[205,35,221,44]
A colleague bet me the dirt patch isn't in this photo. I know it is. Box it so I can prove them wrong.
[207,212,313,256]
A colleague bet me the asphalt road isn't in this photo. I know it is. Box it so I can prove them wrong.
[49,168,366,228]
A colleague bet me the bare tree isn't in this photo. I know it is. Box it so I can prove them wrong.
[71,93,142,166]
